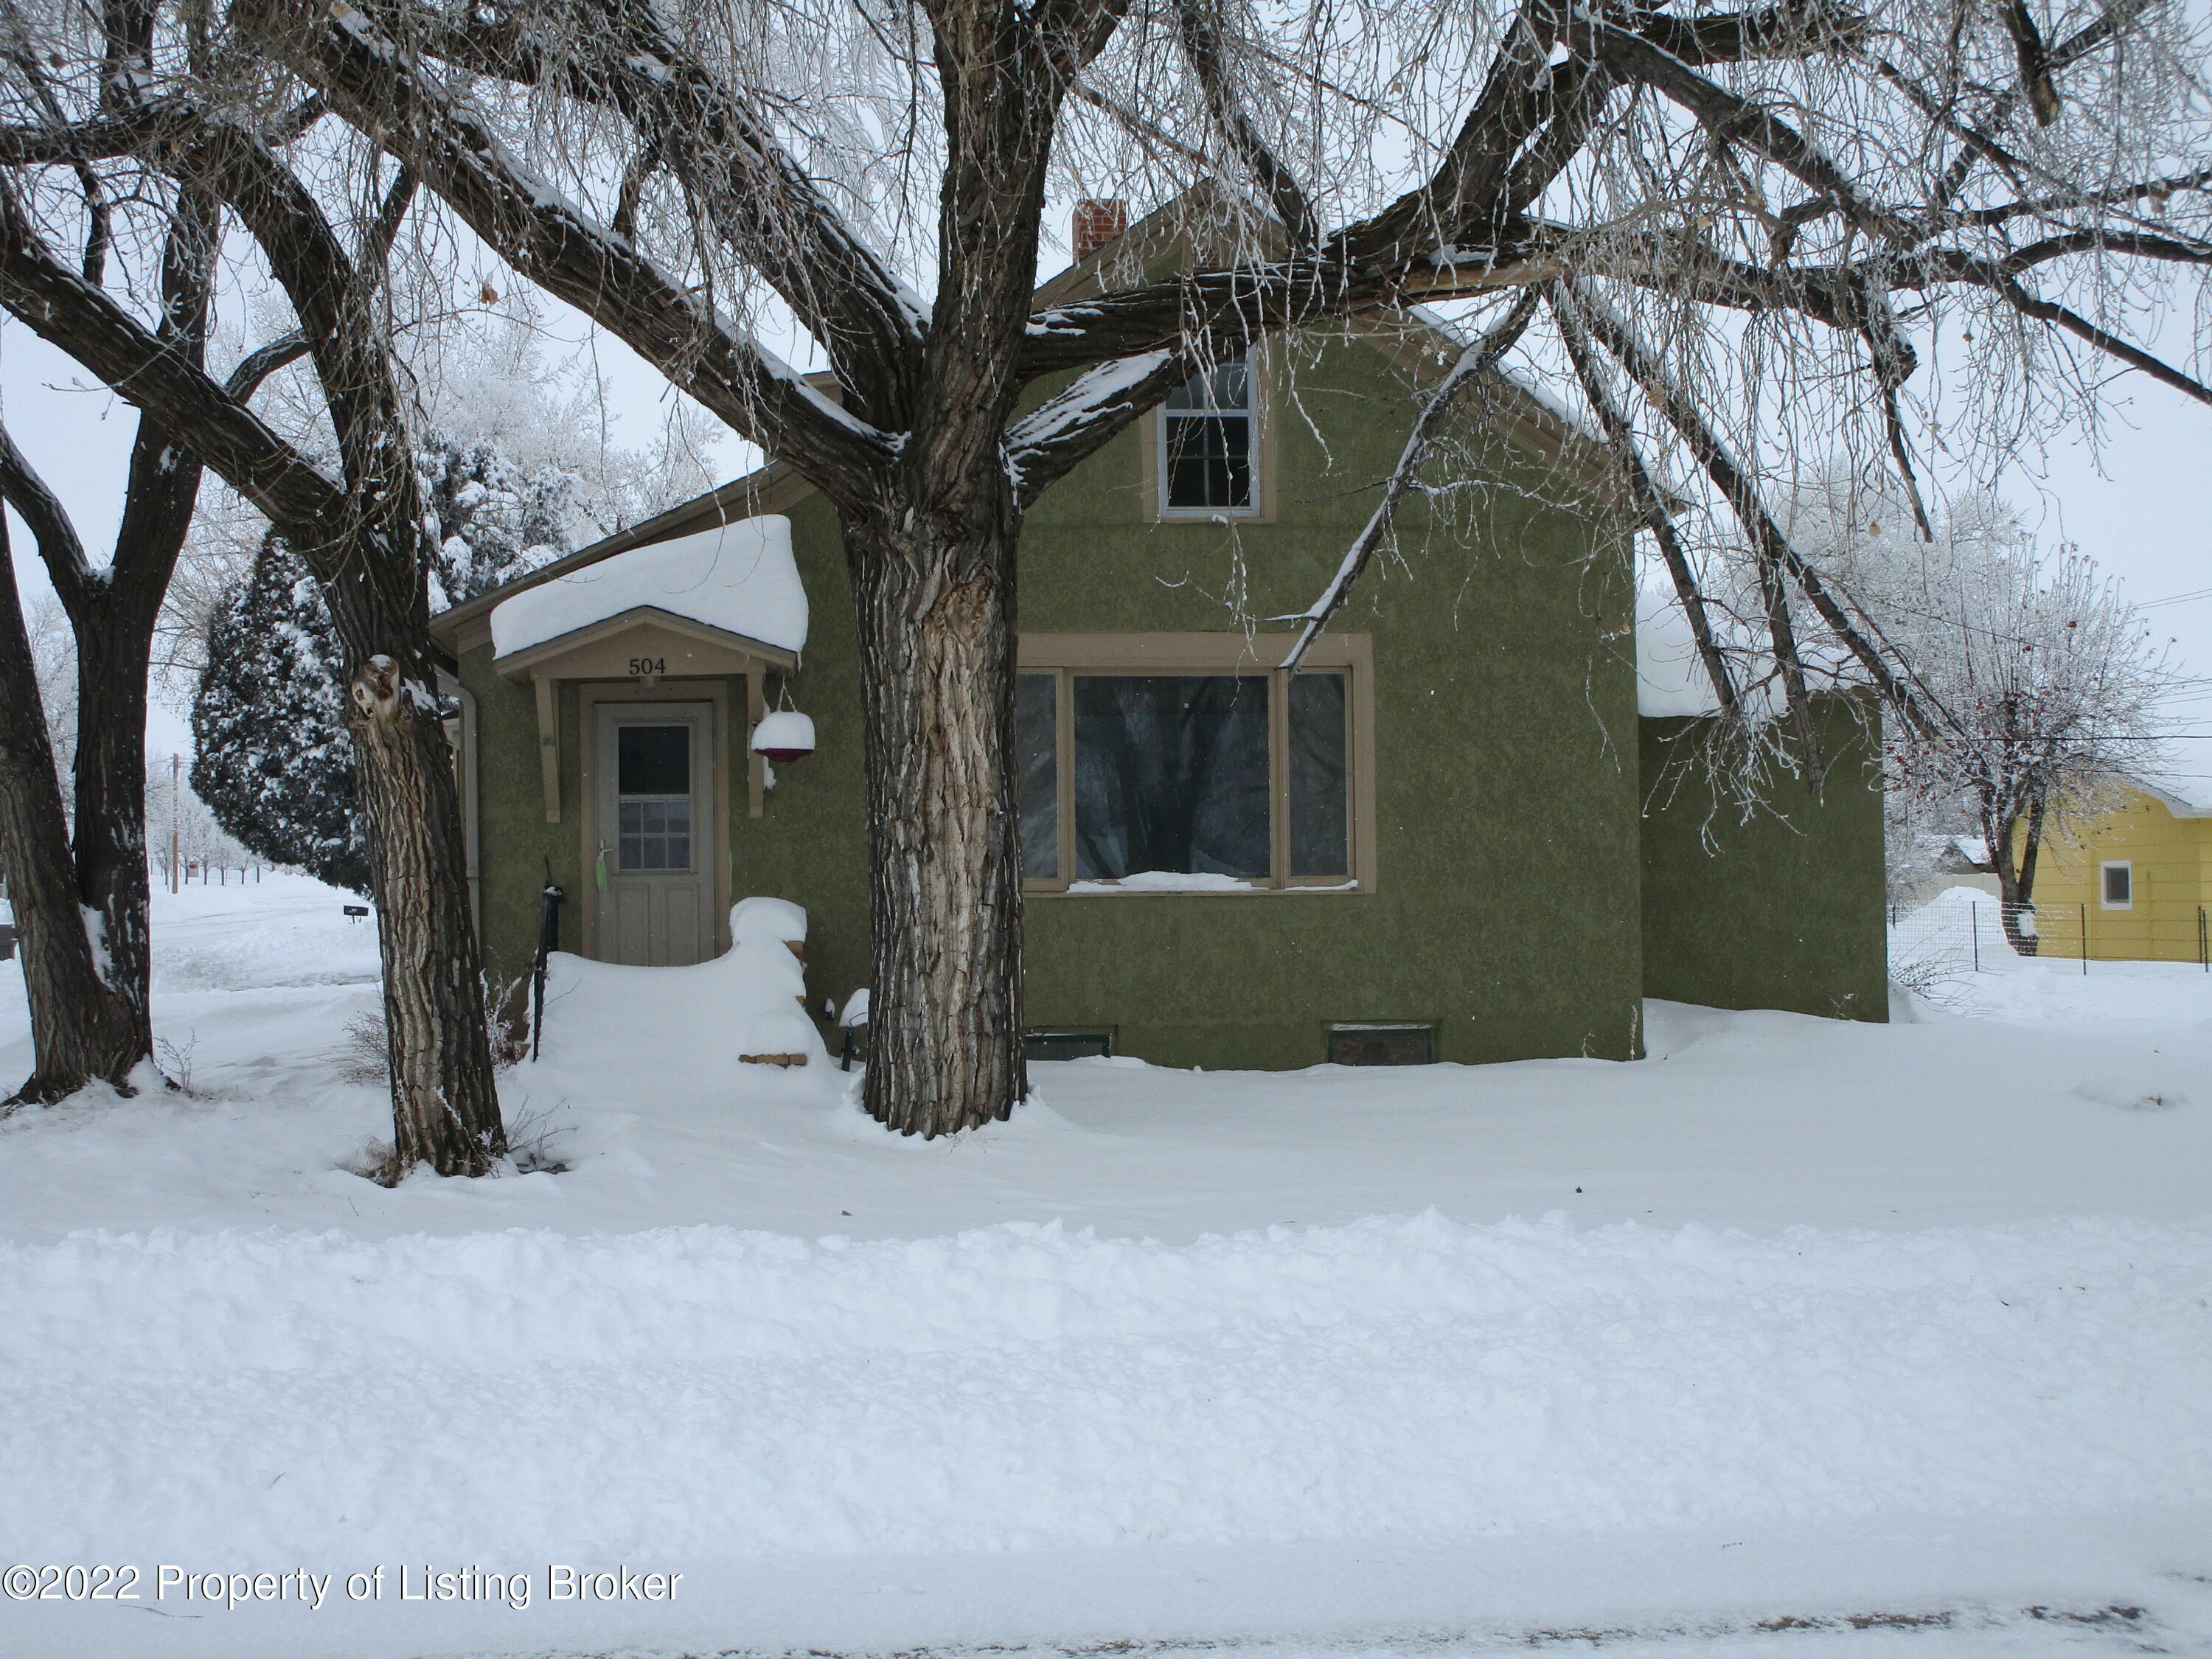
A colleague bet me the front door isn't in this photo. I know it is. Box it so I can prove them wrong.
[594,703,714,964]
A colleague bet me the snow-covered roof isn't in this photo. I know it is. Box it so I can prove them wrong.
[2122,766,2212,818]
[489,515,808,662]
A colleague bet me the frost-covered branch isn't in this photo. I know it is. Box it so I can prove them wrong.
[1276,291,1538,671]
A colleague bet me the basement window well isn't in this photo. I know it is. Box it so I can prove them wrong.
[1026,1030,1113,1062]
[1327,1024,1436,1066]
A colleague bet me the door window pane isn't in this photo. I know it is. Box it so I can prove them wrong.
[615,725,692,872]
[617,725,689,796]
[1018,674,1060,880]
[1074,675,1269,879]
[1289,672,1349,877]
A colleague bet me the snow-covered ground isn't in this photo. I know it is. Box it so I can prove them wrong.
[1,877,2208,1659]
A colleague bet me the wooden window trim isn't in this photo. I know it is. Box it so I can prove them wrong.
[1017,632,1375,897]
[1142,344,1278,524]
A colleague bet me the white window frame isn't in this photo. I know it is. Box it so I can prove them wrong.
[2100,859,2134,910]
[1156,353,1262,521]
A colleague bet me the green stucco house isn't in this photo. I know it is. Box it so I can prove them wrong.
[428,226,1885,1071]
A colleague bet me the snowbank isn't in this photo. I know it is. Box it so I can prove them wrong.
[535,899,832,1088]
[5,1211,2208,1607]
[488,514,808,659]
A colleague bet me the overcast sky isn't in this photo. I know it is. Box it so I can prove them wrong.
[7,266,2210,785]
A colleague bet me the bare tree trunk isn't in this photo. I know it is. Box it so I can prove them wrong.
[845,508,1028,1138]
[344,650,505,1173]
[0,518,140,1103]
[67,599,159,1068]
[1986,801,2042,956]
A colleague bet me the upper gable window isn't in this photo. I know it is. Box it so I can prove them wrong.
[1161,355,1256,514]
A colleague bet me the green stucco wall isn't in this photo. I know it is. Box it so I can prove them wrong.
[465,327,1662,1068]
[1638,699,1888,1022]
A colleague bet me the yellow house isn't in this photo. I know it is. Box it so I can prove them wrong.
[2026,777,2212,963]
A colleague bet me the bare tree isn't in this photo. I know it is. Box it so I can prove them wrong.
[0,14,504,1169]
[0,175,217,1102]
[1798,488,2171,953]
[7,0,2211,1133]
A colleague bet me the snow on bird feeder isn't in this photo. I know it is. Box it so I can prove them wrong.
[751,709,816,765]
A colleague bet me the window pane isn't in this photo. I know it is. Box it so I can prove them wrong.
[619,801,643,835]
[1018,674,1059,880]
[617,724,689,796]
[1164,414,1252,509]
[667,837,690,870]
[1074,675,1269,879]
[619,836,644,870]
[1165,358,1249,412]
[1289,672,1349,877]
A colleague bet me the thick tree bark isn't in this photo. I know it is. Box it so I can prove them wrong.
[344,651,505,1172]
[63,416,206,1083]
[0,516,142,1103]
[845,507,1029,1138]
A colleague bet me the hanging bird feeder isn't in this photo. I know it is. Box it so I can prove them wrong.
[751,708,816,765]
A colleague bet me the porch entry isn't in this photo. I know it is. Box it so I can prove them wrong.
[593,702,716,965]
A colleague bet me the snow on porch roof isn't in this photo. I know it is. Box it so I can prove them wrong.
[489,514,809,663]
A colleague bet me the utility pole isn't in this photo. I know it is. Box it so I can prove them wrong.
[170,754,181,895]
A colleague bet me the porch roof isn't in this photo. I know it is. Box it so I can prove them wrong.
[488,514,807,667]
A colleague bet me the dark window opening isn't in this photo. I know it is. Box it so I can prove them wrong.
[1026,1029,1113,1062]
[1290,672,1349,877]
[2104,863,2132,905]
[1074,675,1270,879]
[615,724,692,872]
[1163,357,1254,510]
[1018,673,1060,880]
[1327,1024,1434,1066]
[617,724,689,796]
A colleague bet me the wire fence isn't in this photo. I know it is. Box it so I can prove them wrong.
[1890,891,2211,990]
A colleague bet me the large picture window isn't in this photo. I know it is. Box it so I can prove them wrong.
[1018,635,1372,893]
[1160,355,1256,513]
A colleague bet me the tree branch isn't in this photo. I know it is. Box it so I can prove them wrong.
[1559,281,1828,778]
[0,419,94,611]
[0,173,344,543]
[233,0,898,501]
[350,0,929,409]
[1549,286,1746,731]
[2000,1,2062,127]
[1275,290,1539,670]
[1004,349,1186,507]
[1175,0,1318,251]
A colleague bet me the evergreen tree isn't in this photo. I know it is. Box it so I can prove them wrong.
[190,532,372,894]
[191,434,583,893]
[417,430,576,608]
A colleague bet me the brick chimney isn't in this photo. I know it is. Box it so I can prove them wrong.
[1071,199,1128,262]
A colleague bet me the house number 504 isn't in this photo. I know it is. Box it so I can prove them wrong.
[627,657,666,676]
